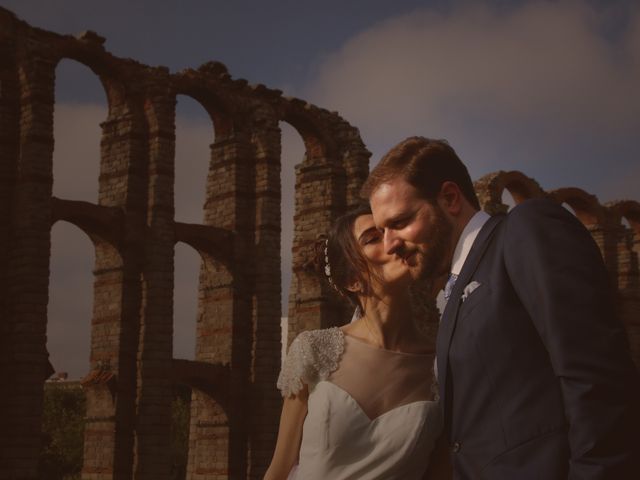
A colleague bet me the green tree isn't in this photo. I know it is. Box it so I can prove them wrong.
[38,382,191,479]
[39,384,85,480]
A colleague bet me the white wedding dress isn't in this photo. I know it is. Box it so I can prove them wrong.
[277,327,442,480]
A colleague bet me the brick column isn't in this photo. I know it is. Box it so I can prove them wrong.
[287,151,347,345]
[132,80,176,480]
[629,227,640,369]
[246,118,281,479]
[335,125,370,209]
[587,222,620,289]
[82,98,146,480]
[615,222,640,370]
[0,14,20,475]
[187,132,255,480]
[0,52,55,480]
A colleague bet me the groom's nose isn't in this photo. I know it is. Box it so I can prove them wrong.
[384,230,403,255]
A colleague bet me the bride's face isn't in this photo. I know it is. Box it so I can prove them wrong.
[352,214,411,293]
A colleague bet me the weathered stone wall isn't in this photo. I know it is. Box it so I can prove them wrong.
[0,8,370,480]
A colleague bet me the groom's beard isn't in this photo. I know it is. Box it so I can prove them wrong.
[413,205,454,283]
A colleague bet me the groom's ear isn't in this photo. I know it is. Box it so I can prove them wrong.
[437,181,464,216]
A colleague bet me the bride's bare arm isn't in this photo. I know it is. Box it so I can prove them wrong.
[263,384,309,480]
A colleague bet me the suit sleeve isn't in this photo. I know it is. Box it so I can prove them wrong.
[503,199,640,479]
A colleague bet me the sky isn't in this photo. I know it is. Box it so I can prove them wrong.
[2,0,638,377]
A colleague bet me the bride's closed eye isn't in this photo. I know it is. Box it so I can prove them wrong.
[361,231,382,245]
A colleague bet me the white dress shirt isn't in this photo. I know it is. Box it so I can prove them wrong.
[450,210,491,277]
[435,210,490,384]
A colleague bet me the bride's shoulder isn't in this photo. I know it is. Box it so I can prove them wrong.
[294,326,344,349]
[287,327,345,369]
[277,327,345,397]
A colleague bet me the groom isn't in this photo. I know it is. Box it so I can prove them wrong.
[363,136,640,479]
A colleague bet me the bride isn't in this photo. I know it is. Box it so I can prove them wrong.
[264,204,446,480]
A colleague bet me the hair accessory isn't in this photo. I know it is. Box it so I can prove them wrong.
[324,238,342,295]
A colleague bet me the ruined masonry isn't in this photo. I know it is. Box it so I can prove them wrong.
[0,8,638,480]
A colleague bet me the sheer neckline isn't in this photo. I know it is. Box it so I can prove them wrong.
[317,380,434,422]
[342,332,432,357]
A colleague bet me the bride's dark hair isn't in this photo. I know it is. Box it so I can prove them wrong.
[318,203,382,312]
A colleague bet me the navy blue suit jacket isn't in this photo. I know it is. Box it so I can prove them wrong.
[435,198,640,479]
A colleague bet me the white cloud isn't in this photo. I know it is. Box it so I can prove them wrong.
[304,0,640,201]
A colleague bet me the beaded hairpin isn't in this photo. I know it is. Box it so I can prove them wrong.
[324,238,343,296]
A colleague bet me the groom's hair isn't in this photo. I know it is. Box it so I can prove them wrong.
[361,137,480,210]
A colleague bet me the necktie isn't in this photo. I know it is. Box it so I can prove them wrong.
[443,272,459,303]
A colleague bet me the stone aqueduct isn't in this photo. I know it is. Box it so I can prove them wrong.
[0,8,638,480]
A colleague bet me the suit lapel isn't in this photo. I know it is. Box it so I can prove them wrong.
[436,213,505,411]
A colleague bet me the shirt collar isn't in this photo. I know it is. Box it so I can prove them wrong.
[450,210,491,276]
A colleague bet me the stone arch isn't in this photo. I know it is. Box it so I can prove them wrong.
[173,226,235,281]
[549,188,620,284]
[605,200,640,369]
[608,201,640,236]
[48,44,173,480]
[548,187,605,227]
[45,219,95,382]
[280,108,333,161]
[51,197,124,247]
[172,94,217,225]
[171,359,231,413]
[52,36,133,125]
[50,58,108,205]
[280,108,347,338]
[191,251,237,479]
[606,200,640,291]
[47,196,136,478]
[474,171,546,215]
[172,224,239,477]
[51,57,114,109]
[173,63,241,141]
[278,121,304,310]
[171,359,232,479]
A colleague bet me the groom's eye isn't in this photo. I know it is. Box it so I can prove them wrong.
[390,216,411,229]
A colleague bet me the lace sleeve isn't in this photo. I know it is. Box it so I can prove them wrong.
[277,327,344,398]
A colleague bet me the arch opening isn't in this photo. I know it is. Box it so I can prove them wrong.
[175,94,214,224]
[173,95,217,364]
[279,121,306,329]
[173,243,200,361]
[41,220,95,480]
[500,189,516,211]
[47,221,95,380]
[52,58,107,203]
[562,202,578,217]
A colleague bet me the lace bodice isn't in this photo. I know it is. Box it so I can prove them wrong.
[277,327,442,479]
[277,327,345,397]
